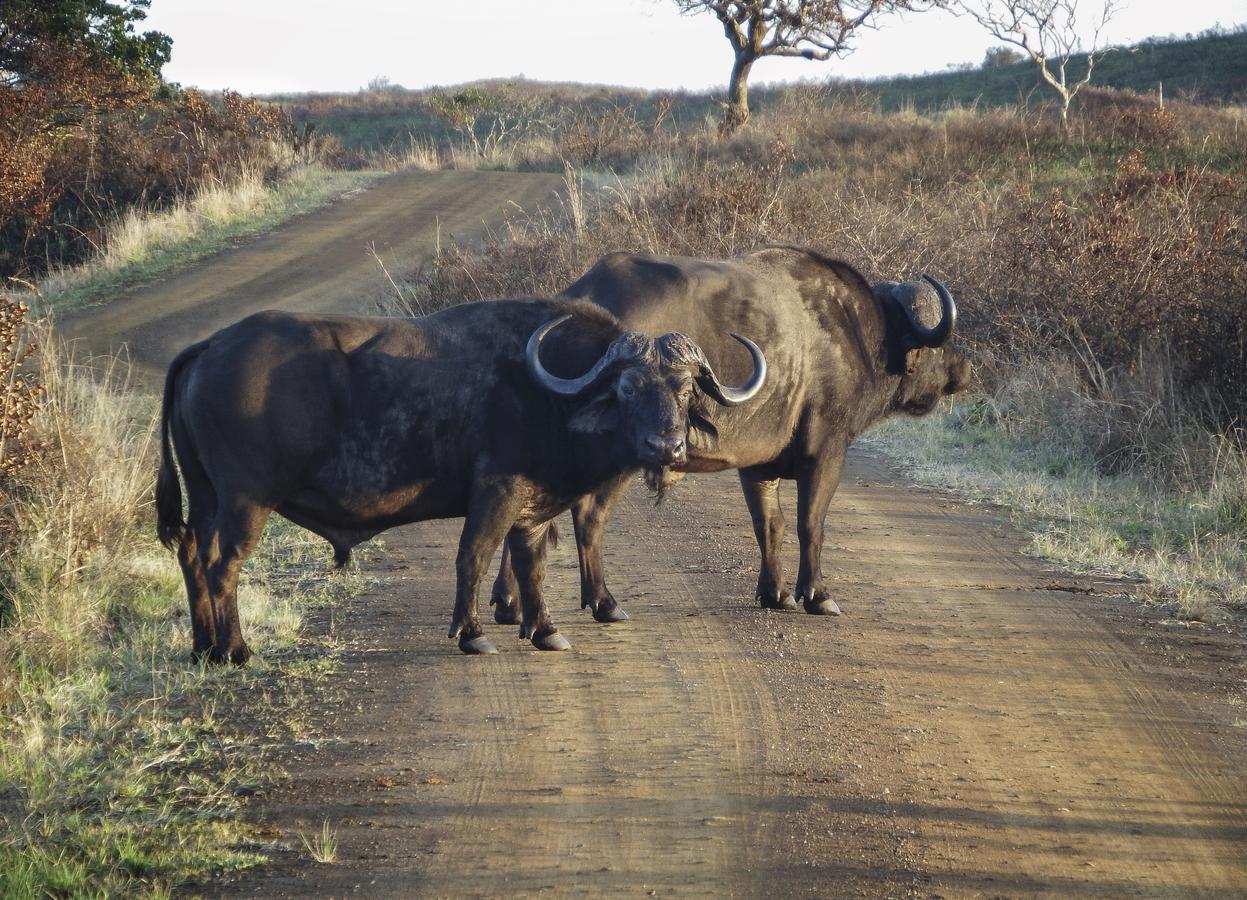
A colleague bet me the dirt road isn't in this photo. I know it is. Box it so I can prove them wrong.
[57,169,564,382]
[212,462,1246,898]
[76,169,1246,896]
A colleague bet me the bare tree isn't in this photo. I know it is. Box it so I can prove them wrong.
[954,0,1122,130]
[676,1,934,134]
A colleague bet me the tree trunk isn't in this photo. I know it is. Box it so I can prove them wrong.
[722,53,754,135]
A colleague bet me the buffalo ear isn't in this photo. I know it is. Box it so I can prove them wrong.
[568,393,620,434]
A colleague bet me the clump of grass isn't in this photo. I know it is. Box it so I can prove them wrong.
[298,820,338,864]
[0,323,359,895]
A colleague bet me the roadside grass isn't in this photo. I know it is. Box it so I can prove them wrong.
[0,331,365,896]
[32,165,383,316]
[866,359,1247,622]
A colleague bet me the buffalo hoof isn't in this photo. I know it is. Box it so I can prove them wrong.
[803,597,842,616]
[206,643,252,666]
[459,635,499,655]
[592,603,629,623]
[759,592,798,612]
[491,594,521,625]
[531,631,572,651]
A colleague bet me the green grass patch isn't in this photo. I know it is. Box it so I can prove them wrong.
[0,516,363,897]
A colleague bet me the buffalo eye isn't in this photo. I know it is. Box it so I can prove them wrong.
[618,381,635,399]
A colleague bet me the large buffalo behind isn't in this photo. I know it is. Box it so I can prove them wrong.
[491,246,969,622]
[156,298,765,664]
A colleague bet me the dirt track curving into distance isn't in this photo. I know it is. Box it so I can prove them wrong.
[70,169,1247,897]
[57,169,565,383]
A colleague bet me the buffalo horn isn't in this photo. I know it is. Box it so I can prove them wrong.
[697,333,768,407]
[527,314,619,396]
[906,274,957,348]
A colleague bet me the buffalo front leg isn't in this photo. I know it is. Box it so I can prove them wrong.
[572,474,630,623]
[740,470,794,610]
[795,445,847,616]
[451,479,524,655]
[489,543,522,626]
[508,522,571,651]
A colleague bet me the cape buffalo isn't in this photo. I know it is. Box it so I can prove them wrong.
[490,246,969,622]
[156,298,765,664]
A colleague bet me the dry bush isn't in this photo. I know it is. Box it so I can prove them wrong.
[395,95,1246,493]
[0,298,45,482]
[557,96,673,166]
[3,73,324,280]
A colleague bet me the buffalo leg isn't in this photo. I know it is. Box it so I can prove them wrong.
[794,444,847,616]
[176,436,218,660]
[572,474,630,622]
[450,480,523,654]
[178,531,216,659]
[489,543,522,626]
[740,470,794,610]
[200,498,271,665]
[508,522,571,651]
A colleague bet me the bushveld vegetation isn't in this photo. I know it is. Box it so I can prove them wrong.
[380,82,1247,620]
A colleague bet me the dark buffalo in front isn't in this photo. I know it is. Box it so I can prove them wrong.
[491,246,969,621]
[156,298,765,663]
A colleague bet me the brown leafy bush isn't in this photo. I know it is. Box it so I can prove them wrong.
[2,44,320,280]
[397,95,1247,446]
[0,295,45,560]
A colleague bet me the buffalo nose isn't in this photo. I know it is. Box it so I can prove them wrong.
[646,435,686,463]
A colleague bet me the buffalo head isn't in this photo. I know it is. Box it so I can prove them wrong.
[527,315,766,470]
[875,275,971,415]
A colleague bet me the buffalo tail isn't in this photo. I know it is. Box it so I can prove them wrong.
[156,342,206,549]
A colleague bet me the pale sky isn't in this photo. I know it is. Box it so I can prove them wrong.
[145,1,1246,95]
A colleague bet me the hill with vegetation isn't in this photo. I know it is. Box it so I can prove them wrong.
[268,26,1246,158]
[861,25,1247,111]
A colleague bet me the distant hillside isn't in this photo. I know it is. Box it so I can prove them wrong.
[861,26,1247,111]
[269,81,717,155]
[267,26,1246,157]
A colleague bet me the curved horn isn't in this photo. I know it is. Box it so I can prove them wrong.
[906,274,957,348]
[526,315,619,397]
[697,333,768,407]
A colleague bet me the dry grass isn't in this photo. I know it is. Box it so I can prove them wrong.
[870,354,1247,620]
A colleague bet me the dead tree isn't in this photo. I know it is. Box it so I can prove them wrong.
[954,0,1122,130]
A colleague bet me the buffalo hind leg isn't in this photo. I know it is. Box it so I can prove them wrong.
[201,499,272,665]
[178,531,216,660]
[572,474,630,622]
[450,479,524,655]
[508,522,571,651]
[740,470,795,611]
[489,543,522,625]
[794,444,847,616]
